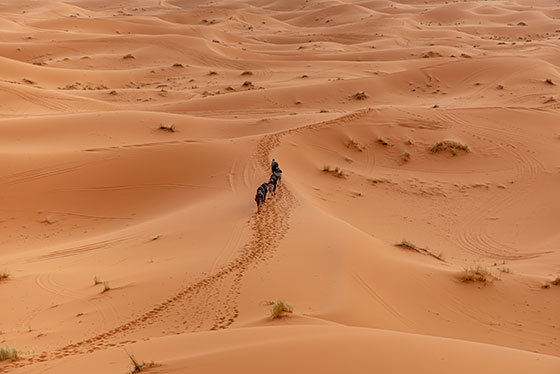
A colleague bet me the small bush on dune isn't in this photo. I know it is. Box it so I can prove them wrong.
[430,140,469,155]
[0,270,9,281]
[353,91,368,100]
[0,346,19,362]
[241,71,253,76]
[122,54,135,59]
[322,166,345,178]
[93,275,101,285]
[271,300,293,319]
[377,137,389,146]
[550,277,560,286]
[461,266,491,283]
[158,124,176,132]
[346,138,364,152]
[126,350,147,373]
[402,150,410,162]
[102,281,111,293]
[545,78,555,85]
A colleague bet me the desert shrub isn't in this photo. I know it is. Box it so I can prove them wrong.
[461,266,491,283]
[402,150,410,162]
[346,138,364,152]
[102,281,110,293]
[241,71,253,76]
[0,346,18,362]
[545,78,555,85]
[322,166,345,178]
[159,124,176,132]
[126,350,145,373]
[242,81,253,87]
[172,63,184,68]
[123,54,135,59]
[377,137,389,146]
[271,300,293,319]
[93,275,101,285]
[551,277,560,286]
[353,91,368,100]
[430,140,469,155]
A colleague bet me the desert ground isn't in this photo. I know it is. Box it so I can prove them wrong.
[0,0,560,372]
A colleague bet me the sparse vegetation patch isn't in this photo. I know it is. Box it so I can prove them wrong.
[377,137,389,146]
[0,346,19,362]
[102,281,111,293]
[353,91,368,100]
[545,78,555,85]
[461,266,491,283]
[346,138,364,152]
[126,350,145,373]
[271,300,293,319]
[395,240,444,261]
[430,140,469,155]
[322,165,346,178]
[122,54,135,59]
[402,150,410,162]
[159,124,176,132]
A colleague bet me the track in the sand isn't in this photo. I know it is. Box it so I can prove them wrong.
[1,109,370,373]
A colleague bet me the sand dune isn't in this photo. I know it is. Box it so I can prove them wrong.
[0,0,559,373]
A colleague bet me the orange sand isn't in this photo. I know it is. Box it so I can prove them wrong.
[0,0,559,373]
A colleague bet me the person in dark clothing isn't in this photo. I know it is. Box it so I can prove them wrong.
[271,158,279,173]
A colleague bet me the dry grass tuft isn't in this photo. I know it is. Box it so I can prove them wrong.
[172,63,184,68]
[271,300,293,319]
[102,281,111,293]
[322,166,346,178]
[241,71,253,76]
[0,346,19,362]
[402,150,410,162]
[346,138,364,152]
[93,275,101,285]
[159,124,176,132]
[377,137,389,146]
[126,350,145,373]
[122,54,135,59]
[430,140,469,155]
[353,91,368,100]
[395,240,444,262]
[0,270,9,281]
[461,266,491,283]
